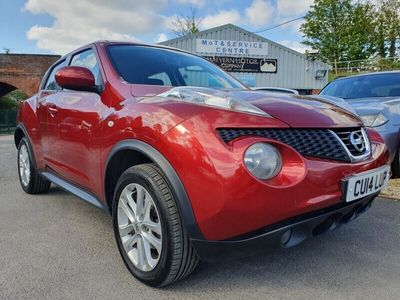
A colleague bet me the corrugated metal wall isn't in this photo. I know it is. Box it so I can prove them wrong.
[160,25,330,90]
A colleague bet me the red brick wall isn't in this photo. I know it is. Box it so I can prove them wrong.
[0,54,60,97]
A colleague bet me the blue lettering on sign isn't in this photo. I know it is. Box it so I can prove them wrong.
[216,47,221,52]
[202,40,207,45]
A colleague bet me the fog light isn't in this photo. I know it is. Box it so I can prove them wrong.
[244,143,282,179]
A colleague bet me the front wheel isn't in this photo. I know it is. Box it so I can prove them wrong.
[17,137,51,194]
[112,164,199,287]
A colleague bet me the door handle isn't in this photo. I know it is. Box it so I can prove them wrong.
[48,105,58,115]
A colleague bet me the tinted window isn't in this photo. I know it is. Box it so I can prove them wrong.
[70,49,102,85]
[148,72,172,86]
[44,60,68,90]
[107,45,244,89]
[321,73,400,99]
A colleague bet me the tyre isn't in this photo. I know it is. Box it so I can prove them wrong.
[392,146,400,178]
[17,137,51,194]
[112,164,199,287]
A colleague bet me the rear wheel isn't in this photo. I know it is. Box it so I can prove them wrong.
[112,164,199,287]
[392,146,400,178]
[17,138,51,194]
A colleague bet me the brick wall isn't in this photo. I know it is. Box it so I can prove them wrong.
[0,54,61,97]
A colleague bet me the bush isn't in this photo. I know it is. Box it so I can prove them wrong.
[0,90,28,110]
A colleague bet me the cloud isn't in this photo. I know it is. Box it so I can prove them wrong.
[155,33,168,43]
[245,0,274,27]
[174,0,205,7]
[278,40,310,54]
[24,0,167,54]
[201,10,241,29]
[276,0,314,17]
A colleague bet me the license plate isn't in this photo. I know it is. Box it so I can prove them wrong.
[343,165,391,202]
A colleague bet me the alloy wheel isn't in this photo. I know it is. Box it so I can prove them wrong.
[117,183,162,272]
[19,144,31,187]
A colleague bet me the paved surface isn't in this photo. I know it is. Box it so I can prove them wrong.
[1,135,400,299]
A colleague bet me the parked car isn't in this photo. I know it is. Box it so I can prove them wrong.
[320,71,400,177]
[309,95,357,114]
[253,87,299,94]
[15,41,390,287]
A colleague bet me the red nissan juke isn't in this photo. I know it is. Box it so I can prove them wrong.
[15,41,390,287]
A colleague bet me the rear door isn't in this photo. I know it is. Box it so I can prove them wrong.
[48,48,109,193]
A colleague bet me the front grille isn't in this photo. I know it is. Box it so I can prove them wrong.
[217,128,370,163]
[332,128,368,156]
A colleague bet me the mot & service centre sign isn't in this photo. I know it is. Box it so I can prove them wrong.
[196,39,268,56]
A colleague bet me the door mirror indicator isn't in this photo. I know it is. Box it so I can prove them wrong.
[55,66,99,93]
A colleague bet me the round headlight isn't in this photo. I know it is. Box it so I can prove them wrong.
[244,143,282,180]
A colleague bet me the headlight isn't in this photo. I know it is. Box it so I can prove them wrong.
[360,113,388,127]
[244,143,282,180]
[159,87,270,117]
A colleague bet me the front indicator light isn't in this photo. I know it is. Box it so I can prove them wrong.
[244,143,282,180]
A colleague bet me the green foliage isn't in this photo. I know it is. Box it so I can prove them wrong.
[0,90,27,110]
[376,0,400,58]
[301,0,400,64]
[301,0,376,63]
[376,57,400,70]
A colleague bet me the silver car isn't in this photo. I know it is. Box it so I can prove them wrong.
[253,87,299,95]
[320,71,400,177]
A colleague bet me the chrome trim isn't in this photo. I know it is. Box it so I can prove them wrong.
[329,128,371,163]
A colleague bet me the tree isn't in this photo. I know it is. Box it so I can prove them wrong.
[172,7,202,37]
[300,0,376,63]
[375,0,400,58]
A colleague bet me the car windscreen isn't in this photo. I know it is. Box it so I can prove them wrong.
[107,45,245,90]
[320,73,400,99]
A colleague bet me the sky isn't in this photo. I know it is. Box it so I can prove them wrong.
[0,0,314,55]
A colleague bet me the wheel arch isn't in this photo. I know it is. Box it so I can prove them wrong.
[104,139,203,240]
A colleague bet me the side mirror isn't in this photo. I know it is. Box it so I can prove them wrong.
[55,66,98,92]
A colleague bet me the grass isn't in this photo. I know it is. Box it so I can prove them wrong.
[381,179,400,200]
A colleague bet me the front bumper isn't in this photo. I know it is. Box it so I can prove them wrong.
[191,194,376,262]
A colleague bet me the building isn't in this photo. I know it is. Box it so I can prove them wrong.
[160,24,331,94]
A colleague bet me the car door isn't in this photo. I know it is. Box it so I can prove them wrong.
[48,48,109,193]
[37,59,68,167]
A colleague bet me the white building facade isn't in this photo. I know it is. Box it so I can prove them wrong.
[160,24,331,94]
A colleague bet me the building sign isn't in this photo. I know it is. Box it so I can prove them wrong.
[204,56,277,73]
[197,39,268,56]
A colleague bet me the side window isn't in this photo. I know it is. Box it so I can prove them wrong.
[70,49,102,85]
[44,60,68,91]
